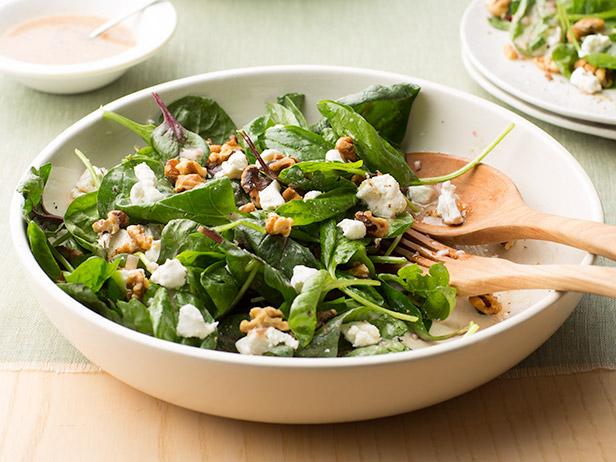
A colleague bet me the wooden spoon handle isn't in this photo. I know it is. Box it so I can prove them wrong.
[454,262,616,298]
[511,209,616,261]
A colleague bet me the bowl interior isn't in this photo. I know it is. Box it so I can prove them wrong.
[14,66,601,345]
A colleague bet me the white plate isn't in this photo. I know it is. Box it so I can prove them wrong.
[461,0,616,125]
[10,66,603,423]
[462,45,616,140]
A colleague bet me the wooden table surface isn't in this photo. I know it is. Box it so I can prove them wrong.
[1,369,615,461]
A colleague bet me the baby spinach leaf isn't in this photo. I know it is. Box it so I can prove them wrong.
[283,160,365,176]
[296,307,361,357]
[277,164,355,192]
[266,102,303,127]
[551,43,577,77]
[148,286,178,341]
[238,115,274,155]
[586,52,616,69]
[117,298,154,335]
[200,260,240,318]
[345,339,408,357]
[320,220,373,274]
[164,95,236,144]
[158,219,201,261]
[27,221,61,281]
[386,212,414,238]
[275,187,357,226]
[58,283,121,323]
[64,192,103,254]
[289,270,333,346]
[216,313,249,352]
[65,256,120,292]
[176,249,225,268]
[263,125,331,161]
[318,101,418,187]
[488,16,511,31]
[103,111,155,144]
[119,177,238,226]
[277,93,308,128]
[337,83,420,146]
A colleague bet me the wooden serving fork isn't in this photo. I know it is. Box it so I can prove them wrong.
[394,229,616,298]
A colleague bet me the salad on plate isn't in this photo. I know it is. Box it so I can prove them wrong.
[488,0,616,94]
[18,83,512,357]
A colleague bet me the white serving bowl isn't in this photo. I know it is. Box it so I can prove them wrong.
[10,66,603,423]
[0,0,176,94]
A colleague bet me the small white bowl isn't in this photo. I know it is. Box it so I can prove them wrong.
[0,0,176,94]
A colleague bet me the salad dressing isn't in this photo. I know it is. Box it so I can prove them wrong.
[0,15,135,65]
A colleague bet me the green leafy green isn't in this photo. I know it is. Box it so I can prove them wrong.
[346,339,408,357]
[65,256,120,292]
[118,298,154,335]
[263,125,331,161]
[488,16,511,31]
[58,283,121,322]
[148,286,178,341]
[200,261,240,318]
[586,53,616,69]
[551,43,578,77]
[64,192,102,254]
[27,221,61,280]
[275,187,357,226]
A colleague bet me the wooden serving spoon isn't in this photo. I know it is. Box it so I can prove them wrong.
[407,152,616,260]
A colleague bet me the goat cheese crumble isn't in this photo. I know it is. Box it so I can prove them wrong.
[325,149,345,162]
[150,258,187,289]
[176,304,218,339]
[579,34,611,57]
[356,174,407,218]
[179,147,205,162]
[436,181,464,225]
[235,327,299,355]
[303,190,322,201]
[215,151,248,179]
[337,219,367,240]
[260,149,283,162]
[259,180,285,210]
[407,185,437,205]
[570,67,602,94]
[290,265,320,292]
[71,167,106,198]
[129,163,166,204]
[341,321,381,347]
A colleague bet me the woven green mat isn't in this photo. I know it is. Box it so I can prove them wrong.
[1,0,614,373]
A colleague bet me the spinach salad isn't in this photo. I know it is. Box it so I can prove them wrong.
[19,83,512,358]
[488,0,616,94]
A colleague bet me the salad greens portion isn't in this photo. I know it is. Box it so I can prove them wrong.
[19,83,512,358]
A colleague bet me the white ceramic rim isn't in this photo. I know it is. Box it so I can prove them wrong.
[461,45,616,140]
[9,65,603,369]
[0,0,177,77]
[460,0,616,126]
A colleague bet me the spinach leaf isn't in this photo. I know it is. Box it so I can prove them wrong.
[346,339,408,357]
[263,125,331,161]
[488,16,511,31]
[266,102,303,127]
[277,164,356,192]
[276,93,308,128]
[117,298,154,335]
[64,192,102,254]
[551,43,577,77]
[103,111,155,144]
[288,270,332,346]
[18,163,63,230]
[158,219,201,262]
[27,221,61,280]
[296,307,361,357]
[148,286,178,341]
[216,313,249,352]
[275,187,357,226]
[97,156,170,217]
[200,260,240,318]
[386,212,414,238]
[586,53,616,69]
[238,115,274,155]
[318,101,418,187]
[164,95,236,144]
[320,220,373,274]
[58,283,121,323]
[65,256,120,292]
[119,177,238,226]
[337,83,420,146]
[281,160,365,176]
[176,249,224,268]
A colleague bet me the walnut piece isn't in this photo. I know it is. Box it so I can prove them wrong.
[534,56,559,74]
[92,210,129,235]
[239,306,289,333]
[207,135,241,166]
[335,136,357,162]
[488,0,511,17]
[126,270,149,300]
[571,17,604,39]
[282,186,302,202]
[503,44,518,60]
[469,294,502,315]
[265,213,294,237]
[268,157,296,173]
[126,225,153,251]
[239,202,257,213]
[174,173,205,192]
[354,210,389,238]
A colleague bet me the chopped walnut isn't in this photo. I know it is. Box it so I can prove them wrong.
[165,159,207,186]
[239,202,257,213]
[469,294,502,315]
[571,17,604,39]
[349,262,370,278]
[92,210,129,235]
[488,0,511,17]
[126,225,153,251]
[209,144,222,153]
[335,136,357,162]
[239,306,289,333]
[174,173,205,192]
[265,213,294,237]
[282,186,302,202]
[354,211,389,238]
[534,56,559,74]
[268,157,296,173]
[208,135,242,166]
[126,270,149,300]
[503,44,518,60]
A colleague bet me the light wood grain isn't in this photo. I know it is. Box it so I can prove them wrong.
[409,152,616,260]
[1,369,615,461]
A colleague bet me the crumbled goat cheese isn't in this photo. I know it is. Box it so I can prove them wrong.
[407,185,437,205]
[579,34,611,57]
[176,304,218,339]
[356,174,408,218]
[71,167,106,198]
[144,239,161,272]
[571,67,603,94]
[235,327,299,355]
[129,163,165,204]
[259,180,285,210]
[436,181,464,225]
[260,149,284,162]
[179,147,205,162]
[150,258,187,289]
[303,190,323,201]
[342,321,381,347]
[215,151,248,179]
[337,219,367,240]
[290,265,320,292]
[325,149,345,162]
[413,160,422,171]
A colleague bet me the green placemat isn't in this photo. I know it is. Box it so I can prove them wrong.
[1,0,614,373]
